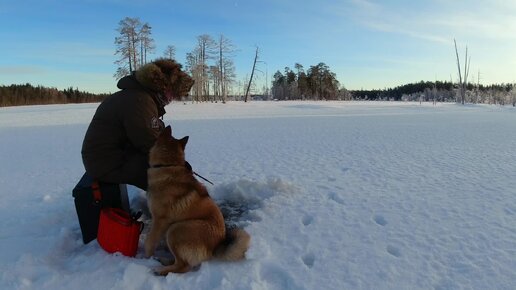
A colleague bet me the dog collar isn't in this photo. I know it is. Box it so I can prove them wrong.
[150,164,178,169]
[149,162,213,185]
[150,161,192,170]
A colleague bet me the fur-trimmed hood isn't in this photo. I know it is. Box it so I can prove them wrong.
[135,59,194,102]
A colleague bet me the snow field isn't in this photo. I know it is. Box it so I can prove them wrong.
[0,101,515,289]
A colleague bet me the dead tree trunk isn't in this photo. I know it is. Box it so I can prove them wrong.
[463,48,471,104]
[244,47,259,102]
[219,36,225,103]
[454,39,463,104]
[454,39,471,105]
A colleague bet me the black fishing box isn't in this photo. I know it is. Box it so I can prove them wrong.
[72,173,128,244]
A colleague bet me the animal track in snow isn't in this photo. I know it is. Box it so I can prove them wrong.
[386,245,401,258]
[328,192,345,205]
[259,262,302,290]
[302,215,314,226]
[373,215,387,226]
[302,253,315,268]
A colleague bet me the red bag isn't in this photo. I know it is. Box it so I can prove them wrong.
[97,208,143,257]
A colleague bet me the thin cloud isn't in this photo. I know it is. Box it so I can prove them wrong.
[44,42,113,58]
[365,21,449,44]
[349,0,379,12]
[346,0,516,44]
[432,13,516,41]
[0,66,47,75]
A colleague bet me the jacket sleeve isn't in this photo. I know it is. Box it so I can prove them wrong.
[123,93,164,154]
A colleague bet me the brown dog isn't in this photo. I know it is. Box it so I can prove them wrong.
[144,126,250,275]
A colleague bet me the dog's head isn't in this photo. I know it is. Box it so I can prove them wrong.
[149,125,189,167]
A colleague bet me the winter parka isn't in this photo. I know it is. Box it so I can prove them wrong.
[81,75,165,188]
[81,59,193,190]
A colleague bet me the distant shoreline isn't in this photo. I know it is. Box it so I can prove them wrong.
[1,81,514,107]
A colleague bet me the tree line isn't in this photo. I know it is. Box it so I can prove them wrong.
[350,81,516,106]
[1,17,243,107]
[113,25,515,106]
[271,62,351,101]
[2,19,514,107]
[0,84,108,107]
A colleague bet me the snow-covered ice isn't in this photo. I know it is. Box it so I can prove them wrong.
[0,101,515,290]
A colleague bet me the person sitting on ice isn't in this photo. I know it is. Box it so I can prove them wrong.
[81,59,194,190]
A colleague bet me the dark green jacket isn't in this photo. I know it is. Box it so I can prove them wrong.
[81,75,165,179]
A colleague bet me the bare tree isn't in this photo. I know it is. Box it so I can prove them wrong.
[208,65,221,102]
[454,39,471,105]
[139,23,155,66]
[114,17,142,79]
[511,85,516,107]
[163,45,176,60]
[186,50,202,102]
[244,46,259,102]
[216,34,236,103]
[196,34,216,101]
[222,58,236,101]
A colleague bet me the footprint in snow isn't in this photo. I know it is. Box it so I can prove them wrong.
[302,253,315,268]
[386,245,402,258]
[373,215,387,226]
[328,192,345,205]
[259,262,305,290]
[302,215,314,226]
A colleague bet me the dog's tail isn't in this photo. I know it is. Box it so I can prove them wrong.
[213,227,250,261]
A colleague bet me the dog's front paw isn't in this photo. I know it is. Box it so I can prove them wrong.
[144,251,154,259]
[154,256,174,266]
[144,242,155,258]
[152,267,169,276]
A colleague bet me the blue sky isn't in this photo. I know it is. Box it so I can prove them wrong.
[1,0,515,93]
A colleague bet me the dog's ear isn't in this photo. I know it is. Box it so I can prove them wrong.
[160,125,172,138]
[179,136,189,150]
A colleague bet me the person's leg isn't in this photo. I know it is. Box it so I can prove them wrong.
[99,152,149,190]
